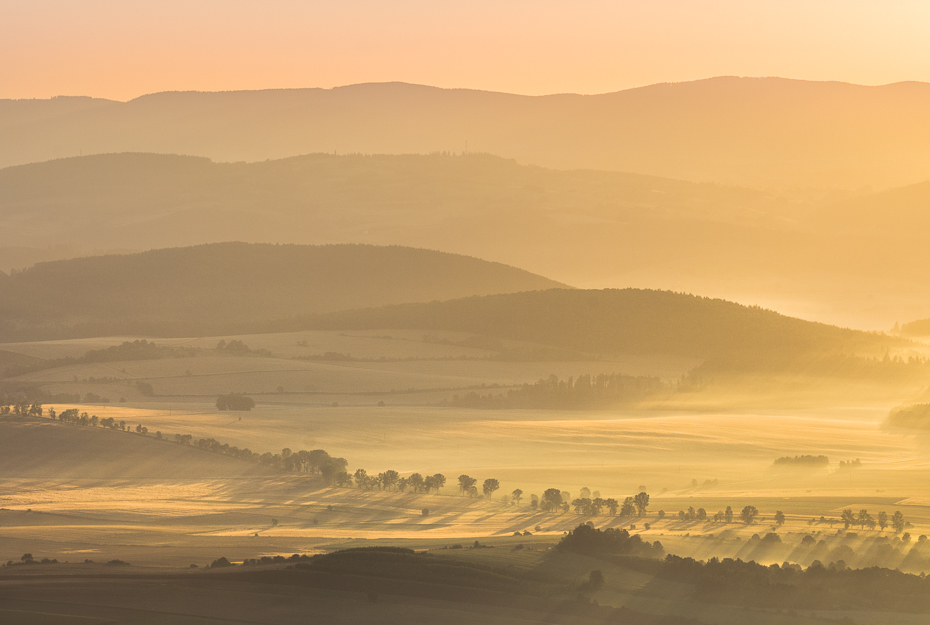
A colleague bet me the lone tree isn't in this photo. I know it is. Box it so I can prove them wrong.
[634,492,650,517]
[482,478,500,499]
[841,509,856,529]
[380,470,399,491]
[740,505,759,525]
[620,497,636,517]
[892,511,906,533]
[458,474,477,496]
[606,498,619,516]
[429,473,446,493]
[724,506,733,524]
[511,488,524,506]
[541,488,563,512]
[775,511,786,526]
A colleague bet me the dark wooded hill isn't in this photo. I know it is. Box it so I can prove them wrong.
[293,289,897,370]
[0,243,566,340]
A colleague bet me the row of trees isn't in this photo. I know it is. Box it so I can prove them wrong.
[12,403,912,536]
[840,509,906,532]
[342,469,448,493]
[174,438,348,480]
[0,402,43,416]
[16,402,349,482]
[528,489,650,517]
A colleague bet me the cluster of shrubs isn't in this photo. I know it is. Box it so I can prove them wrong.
[556,524,665,559]
[215,393,255,411]
[774,455,829,466]
[5,553,58,566]
[241,554,313,566]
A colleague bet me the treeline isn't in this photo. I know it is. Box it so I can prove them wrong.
[557,524,664,559]
[2,340,186,378]
[774,455,829,466]
[887,403,930,430]
[650,553,930,612]
[449,373,665,409]
[1,387,81,405]
[171,438,347,481]
[12,403,348,482]
[342,469,448,493]
[2,338,270,380]
[838,509,907,531]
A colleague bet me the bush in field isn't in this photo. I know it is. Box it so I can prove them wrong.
[216,394,255,411]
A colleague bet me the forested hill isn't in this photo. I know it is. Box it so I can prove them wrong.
[297,289,894,369]
[0,243,565,341]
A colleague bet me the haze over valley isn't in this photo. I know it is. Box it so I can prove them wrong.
[7,4,930,623]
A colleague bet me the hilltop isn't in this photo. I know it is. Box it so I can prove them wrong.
[0,242,565,340]
[4,78,930,191]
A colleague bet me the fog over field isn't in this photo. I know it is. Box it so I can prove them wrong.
[8,5,930,624]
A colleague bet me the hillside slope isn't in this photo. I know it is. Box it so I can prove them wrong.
[0,420,272,479]
[0,242,566,340]
[297,289,895,369]
[3,151,929,330]
[4,78,930,190]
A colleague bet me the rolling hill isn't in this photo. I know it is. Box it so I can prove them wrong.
[0,242,566,341]
[3,151,929,330]
[0,419,272,479]
[293,289,899,370]
[4,77,930,191]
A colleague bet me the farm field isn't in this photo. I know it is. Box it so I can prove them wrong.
[4,468,930,625]
[5,328,930,623]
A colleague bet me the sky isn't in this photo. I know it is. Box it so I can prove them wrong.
[2,1,930,100]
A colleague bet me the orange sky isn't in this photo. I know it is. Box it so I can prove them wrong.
[3,1,930,100]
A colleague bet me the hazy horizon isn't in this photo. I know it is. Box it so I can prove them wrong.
[6,3,930,624]
[4,1,930,100]
[12,74,930,103]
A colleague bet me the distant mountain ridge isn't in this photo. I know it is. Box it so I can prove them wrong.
[3,151,930,330]
[4,77,930,190]
[0,242,566,341]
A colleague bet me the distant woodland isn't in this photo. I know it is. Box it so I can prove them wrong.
[449,373,665,409]
[887,404,930,430]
